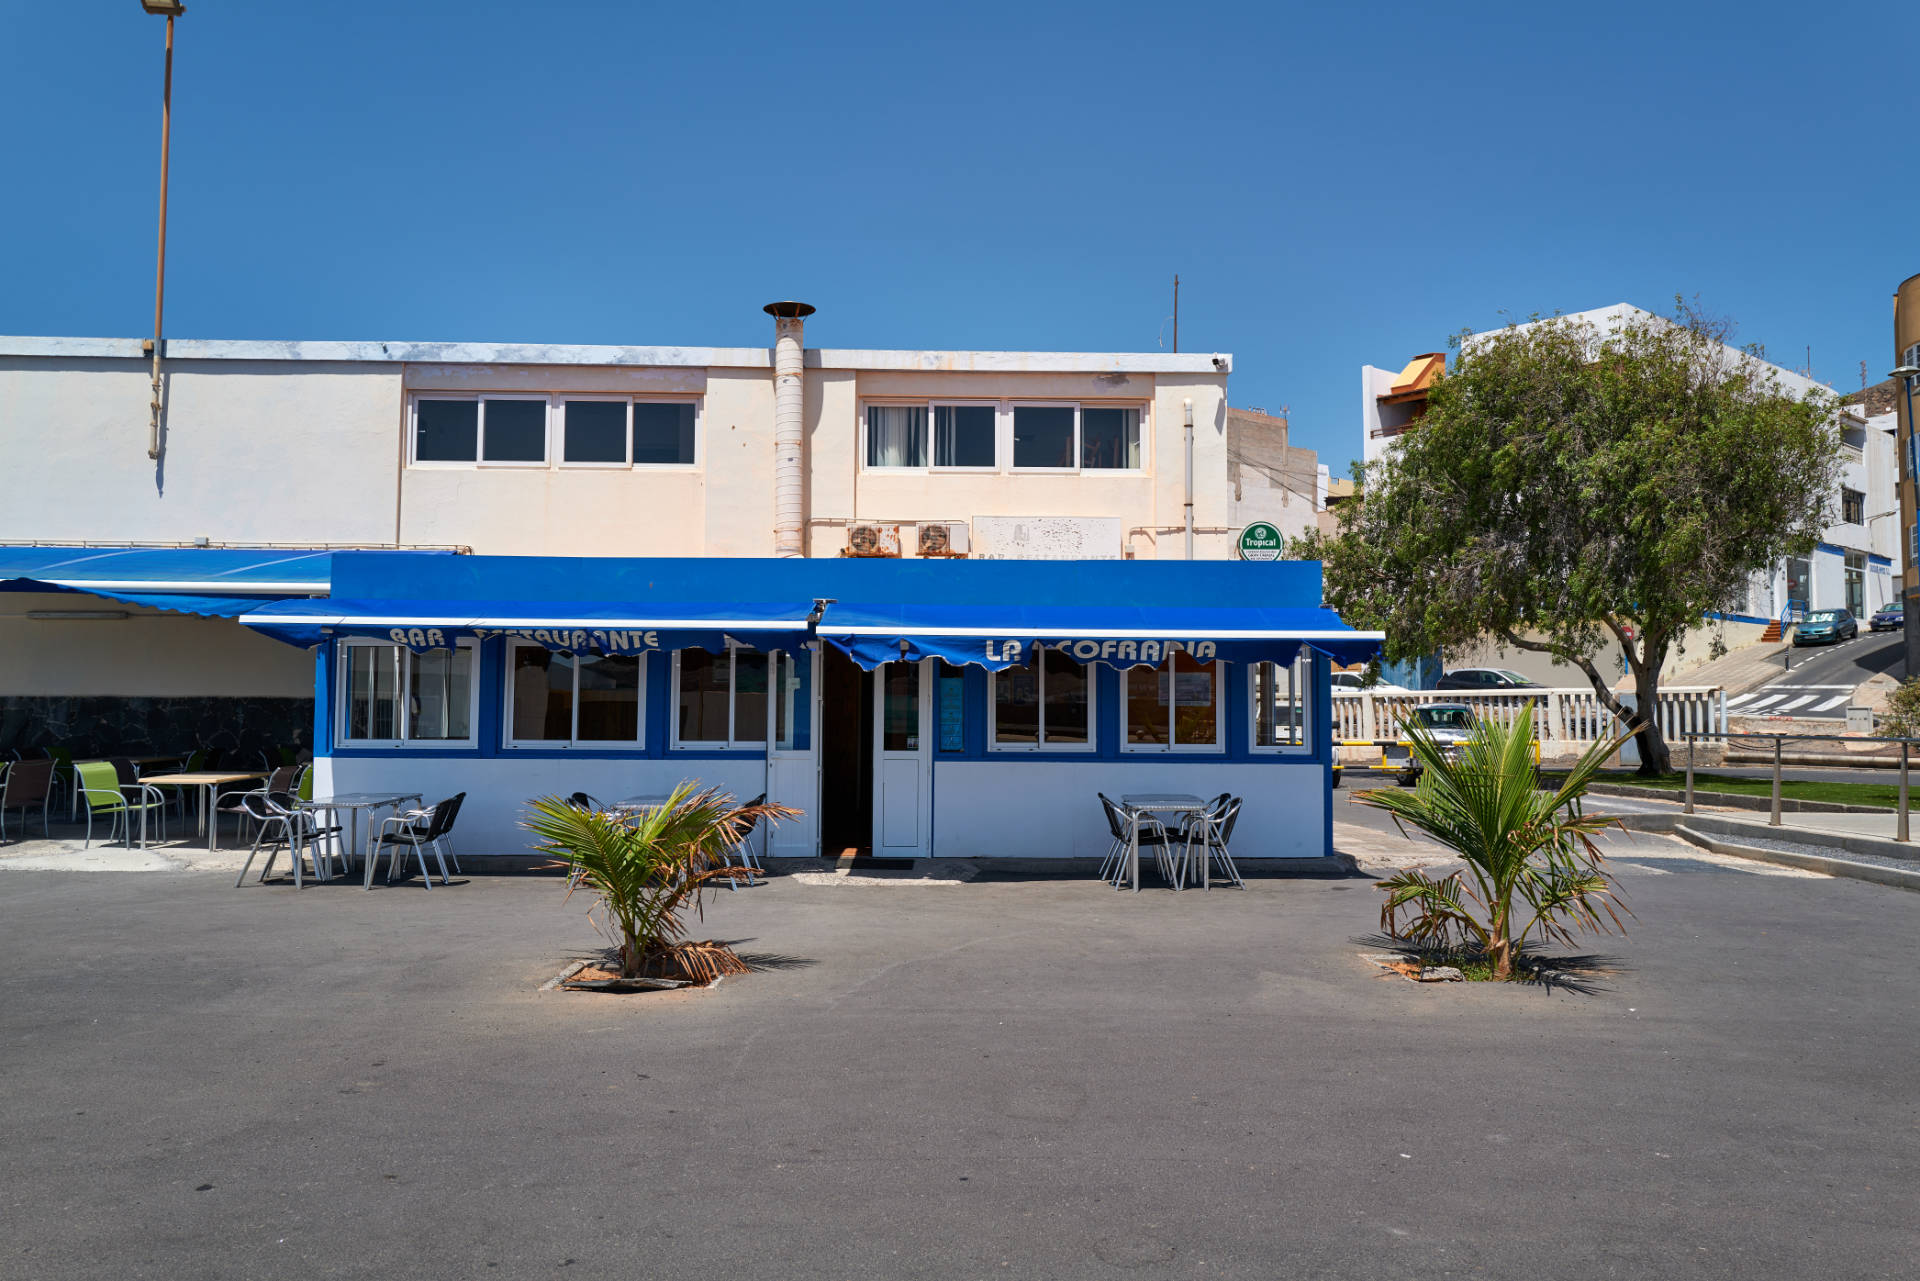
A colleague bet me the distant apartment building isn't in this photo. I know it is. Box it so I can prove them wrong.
[1361,305,1896,684]
[1358,352,1444,468]
[1894,273,1920,674]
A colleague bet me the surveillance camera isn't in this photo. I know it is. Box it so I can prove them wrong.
[1211,354,1228,371]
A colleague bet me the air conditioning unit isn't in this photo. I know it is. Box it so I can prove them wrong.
[916,521,970,558]
[844,524,902,557]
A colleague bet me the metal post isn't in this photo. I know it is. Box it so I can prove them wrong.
[1684,737,1694,815]
[148,7,178,461]
[1900,743,1910,844]
[1769,737,1782,827]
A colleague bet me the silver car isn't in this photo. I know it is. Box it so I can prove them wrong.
[1388,703,1478,785]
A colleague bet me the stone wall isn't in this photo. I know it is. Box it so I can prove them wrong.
[0,696,313,764]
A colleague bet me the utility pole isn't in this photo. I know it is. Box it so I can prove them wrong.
[143,1,185,461]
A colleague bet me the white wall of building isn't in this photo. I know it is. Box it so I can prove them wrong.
[0,591,311,697]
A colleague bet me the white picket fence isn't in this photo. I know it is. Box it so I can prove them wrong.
[1331,686,1726,752]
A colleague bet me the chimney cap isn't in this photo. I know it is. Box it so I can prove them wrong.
[763,301,816,319]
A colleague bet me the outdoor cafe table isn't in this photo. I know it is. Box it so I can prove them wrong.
[1118,793,1211,892]
[139,771,266,853]
[301,792,424,889]
[611,795,674,811]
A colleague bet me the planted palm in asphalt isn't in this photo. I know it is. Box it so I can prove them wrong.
[524,784,798,982]
[1356,705,1630,980]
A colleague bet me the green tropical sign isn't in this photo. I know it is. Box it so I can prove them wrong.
[1235,522,1284,561]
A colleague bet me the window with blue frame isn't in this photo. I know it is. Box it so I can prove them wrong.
[1121,653,1224,751]
[338,640,477,748]
[1250,654,1311,753]
[989,650,1093,750]
[505,642,644,749]
[675,648,802,749]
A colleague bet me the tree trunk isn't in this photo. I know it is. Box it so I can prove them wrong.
[1630,659,1672,776]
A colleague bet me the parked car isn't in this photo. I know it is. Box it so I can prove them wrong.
[1869,602,1904,632]
[1434,667,1541,691]
[1330,671,1412,693]
[1793,608,1858,646]
[1387,703,1480,786]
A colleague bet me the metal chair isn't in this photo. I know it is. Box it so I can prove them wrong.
[370,791,465,889]
[1097,793,1170,887]
[73,760,167,849]
[714,791,769,888]
[0,758,55,842]
[233,790,341,887]
[1181,795,1245,889]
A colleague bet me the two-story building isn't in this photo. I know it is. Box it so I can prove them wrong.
[1,305,1375,863]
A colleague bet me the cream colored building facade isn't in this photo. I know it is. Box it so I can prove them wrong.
[0,316,1234,740]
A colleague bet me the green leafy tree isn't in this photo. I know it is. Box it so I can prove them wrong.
[1303,302,1838,774]
[1358,704,1628,979]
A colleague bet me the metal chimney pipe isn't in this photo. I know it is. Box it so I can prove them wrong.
[765,301,814,558]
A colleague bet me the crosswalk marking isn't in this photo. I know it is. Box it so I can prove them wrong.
[1813,695,1850,711]
[1777,694,1815,711]
[1726,692,1757,707]
[1745,694,1785,709]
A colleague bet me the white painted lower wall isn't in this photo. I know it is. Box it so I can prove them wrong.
[314,754,1334,861]
[931,759,1330,860]
[315,754,812,860]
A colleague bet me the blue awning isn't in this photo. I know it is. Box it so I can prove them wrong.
[818,602,1384,671]
[237,597,816,655]
[0,546,449,618]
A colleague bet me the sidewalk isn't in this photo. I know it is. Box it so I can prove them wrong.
[1661,638,1790,697]
[1674,808,1920,891]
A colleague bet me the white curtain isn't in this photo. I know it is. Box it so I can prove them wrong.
[867,406,926,467]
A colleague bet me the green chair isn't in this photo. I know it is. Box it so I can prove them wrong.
[73,760,167,850]
[296,764,315,803]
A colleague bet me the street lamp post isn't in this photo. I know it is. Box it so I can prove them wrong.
[142,1,185,461]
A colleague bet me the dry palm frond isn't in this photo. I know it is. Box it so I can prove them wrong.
[524,783,800,981]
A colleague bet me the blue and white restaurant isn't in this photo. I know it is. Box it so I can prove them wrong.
[234,552,1382,869]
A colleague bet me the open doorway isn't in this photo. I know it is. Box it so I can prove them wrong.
[819,645,873,856]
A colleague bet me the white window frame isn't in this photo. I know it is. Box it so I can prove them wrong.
[502,641,646,750]
[1078,402,1149,474]
[1009,401,1082,474]
[930,401,1001,472]
[335,638,479,749]
[408,392,701,471]
[1119,657,1227,753]
[628,395,703,470]
[986,654,1097,753]
[473,393,552,469]
[556,395,636,470]
[859,401,933,472]
[671,647,773,750]
[1249,653,1314,755]
[1009,401,1149,475]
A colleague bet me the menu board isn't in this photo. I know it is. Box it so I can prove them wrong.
[938,673,966,752]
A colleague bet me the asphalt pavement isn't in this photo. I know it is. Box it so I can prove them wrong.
[1722,627,1905,719]
[7,849,1917,1280]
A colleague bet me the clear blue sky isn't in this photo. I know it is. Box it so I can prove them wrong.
[1,1,1909,471]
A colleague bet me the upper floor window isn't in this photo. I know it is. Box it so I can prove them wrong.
[1014,404,1141,471]
[1121,653,1224,752]
[338,640,477,748]
[863,400,1145,473]
[506,642,644,748]
[1842,488,1865,525]
[410,394,699,468]
[989,650,1093,751]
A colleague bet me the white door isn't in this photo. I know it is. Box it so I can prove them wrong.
[872,660,932,857]
[767,647,821,858]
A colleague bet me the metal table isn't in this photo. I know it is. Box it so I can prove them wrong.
[140,770,266,853]
[1118,793,1210,892]
[610,795,674,812]
[302,792,424,889]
